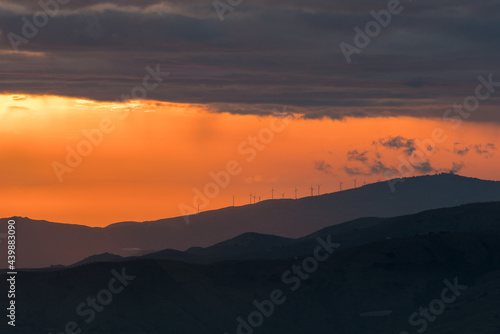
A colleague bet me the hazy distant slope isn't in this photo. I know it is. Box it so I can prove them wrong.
[2,173,500,268]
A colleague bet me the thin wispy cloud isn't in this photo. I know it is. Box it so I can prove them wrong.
[314,160,334,175]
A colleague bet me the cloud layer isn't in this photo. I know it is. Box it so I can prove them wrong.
[1,0,500,120]
[340,135,497,178]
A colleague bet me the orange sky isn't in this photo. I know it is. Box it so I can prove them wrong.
[1,94,499,226]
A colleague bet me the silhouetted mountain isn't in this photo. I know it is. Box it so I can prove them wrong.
[62,201,500,269]
[2,173,500,268]
[4,220,500,333]
[54,201,500,267]
[121,202,500,265]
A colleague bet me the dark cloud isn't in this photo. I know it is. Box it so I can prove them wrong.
[473,143,497,159]
[453,142,497,158]
[453,143,471,156]
[347,150,368,163]
[378,136,416,156]
[344,166,369,176]
[1,0,500,121]
[450,162,465,174]
[412,161,435,174]
[403,80,427,88]
[369,160,397,175]
[314,160,333,175]
[344,146,398,177]
[344,158,399,177]
[474,143,497,154]
[344,139,459,178]
[301,110,344,121]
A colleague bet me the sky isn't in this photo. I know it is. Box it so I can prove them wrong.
[0,0,499,226]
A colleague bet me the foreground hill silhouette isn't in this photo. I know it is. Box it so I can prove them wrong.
[133,201,500,264]
[71,202,500,266]
[3,201,500,333]
[2,173,500,268]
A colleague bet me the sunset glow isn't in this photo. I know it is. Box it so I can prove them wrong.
[1,94,498,226]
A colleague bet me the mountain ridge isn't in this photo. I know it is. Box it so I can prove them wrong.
[2,173,500,268]
[44,200,500,270]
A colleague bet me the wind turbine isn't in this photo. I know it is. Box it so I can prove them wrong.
[282,192,285,199]
[354,178,357,188]
[295,187,298,200]
[310,185,314,196]
[317,184,321,196]
[253,195,256,204]
[249,193,252,204]
[339,181,343,191]
[233,195,235,207]
[258,196,261,202]
[272,188,275,200]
